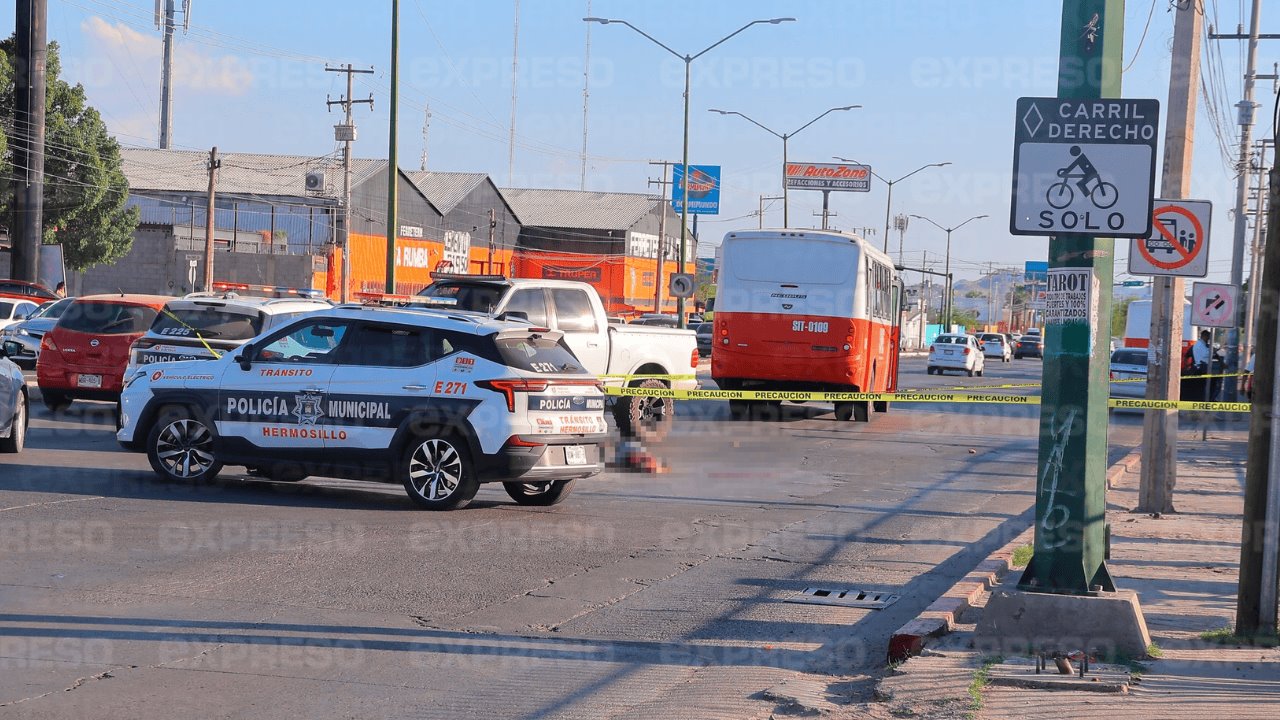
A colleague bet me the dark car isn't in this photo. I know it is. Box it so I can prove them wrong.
[0,279,59,303]
[0,340,28,452]
[630,314,679,328]
[694,321,713,356]
[1014,337,1042,359]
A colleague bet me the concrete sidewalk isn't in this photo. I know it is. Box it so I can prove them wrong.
[866,428,1280,719]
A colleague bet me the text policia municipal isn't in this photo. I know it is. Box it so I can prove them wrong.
[1046,101,1156,141]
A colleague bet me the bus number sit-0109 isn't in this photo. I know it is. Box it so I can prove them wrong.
[792,320,829,333]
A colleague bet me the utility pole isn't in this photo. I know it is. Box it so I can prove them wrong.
[580,0,592,191]
[385,0,400,294]
[758,194,783,228]
[507,0,521,185]
[1245,139,1271,363]
[1137,0,1200,515]
[894,213,909,267]
[420,104,430,171]
[1015,0,1121,596]
[1225,0,1263,401]
[203,146,220,291]
[1238,164,1280,637]
[487,208,497,272]
[649,160,675,314]
[11,0,47,284]
[156,1,190,149]
[326,64,374,304]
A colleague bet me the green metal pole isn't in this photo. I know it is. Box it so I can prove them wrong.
[1018,0,1122,595]
[677,58,690,329]
[385,0,400,294]
[781,135,789,227]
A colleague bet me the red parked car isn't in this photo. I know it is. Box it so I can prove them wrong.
[36,294,170,410]
[0,279,59,303]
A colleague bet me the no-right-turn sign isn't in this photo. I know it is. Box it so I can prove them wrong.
[1128,199,1211,277]
[1191,282,1239,328]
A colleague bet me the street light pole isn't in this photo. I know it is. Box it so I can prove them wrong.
[586,16,794,328]
[835,158,951,253]
[911,213,987,328]
[709,105,861,227]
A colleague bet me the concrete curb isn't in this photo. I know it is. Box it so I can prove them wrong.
[886,448,1144,664]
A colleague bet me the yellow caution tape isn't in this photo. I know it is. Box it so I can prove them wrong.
[159,308,222,359]
[603,386,1250,413]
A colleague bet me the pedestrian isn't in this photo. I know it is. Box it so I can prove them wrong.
[54,281,66,298]
[1192,329,1213,400]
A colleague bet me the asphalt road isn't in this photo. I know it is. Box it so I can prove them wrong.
[0,358,1147,719]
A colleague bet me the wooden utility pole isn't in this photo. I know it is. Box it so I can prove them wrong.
[648,160,675,314]
[1137,0,1201,514]
[1238,167,1280,636]
[487,208,497,272]
[326,64,374,303]
[203,147,220,291]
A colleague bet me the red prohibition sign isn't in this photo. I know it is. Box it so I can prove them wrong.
[1138,205,1203,270]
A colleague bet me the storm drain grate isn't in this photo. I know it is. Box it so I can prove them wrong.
[786,587,900,609]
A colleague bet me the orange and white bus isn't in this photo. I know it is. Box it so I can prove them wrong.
[711,229,902,422]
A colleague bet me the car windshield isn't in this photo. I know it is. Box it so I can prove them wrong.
[492,334,587,374]
[419,282,506,314]
[34,298,74,320]
[151,307,264,341]
[57,301,158,335]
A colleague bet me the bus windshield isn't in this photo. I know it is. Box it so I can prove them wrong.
[728,238,857,285]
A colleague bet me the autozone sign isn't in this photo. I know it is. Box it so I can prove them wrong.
[784,162,872,192]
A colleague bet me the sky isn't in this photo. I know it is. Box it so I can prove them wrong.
[2,0,1267,284]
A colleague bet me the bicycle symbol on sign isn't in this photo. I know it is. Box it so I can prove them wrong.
[1046,146,1119,210]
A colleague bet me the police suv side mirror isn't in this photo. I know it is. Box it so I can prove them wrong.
[234,347,252,371]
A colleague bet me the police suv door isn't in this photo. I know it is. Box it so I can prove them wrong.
[325,321,438,451]
[219,318,350,452]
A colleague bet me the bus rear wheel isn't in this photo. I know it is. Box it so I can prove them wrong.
[834,401,870,422]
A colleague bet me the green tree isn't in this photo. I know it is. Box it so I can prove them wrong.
[1,38,138,270]
[950,307,980,329]
[964,289,985,298]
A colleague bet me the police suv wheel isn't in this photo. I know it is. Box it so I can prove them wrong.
[147,407,223,483]
[503,479,576,506]
[401,435,479,510]
[0,391,27,454]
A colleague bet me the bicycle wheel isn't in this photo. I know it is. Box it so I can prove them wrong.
[1091,181,1119,209]
[1046,182,1073,209]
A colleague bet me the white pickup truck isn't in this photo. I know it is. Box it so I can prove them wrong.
[419,275,698,438]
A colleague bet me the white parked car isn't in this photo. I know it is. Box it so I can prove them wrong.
[118,305,607,510]
[1109,348,1149,400]
[979,332,1012,362]
[0,299,39,333]
[928,334,985,377]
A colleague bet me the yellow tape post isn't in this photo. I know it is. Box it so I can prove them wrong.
[602,386,1251,413]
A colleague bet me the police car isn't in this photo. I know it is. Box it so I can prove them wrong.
[127,286,332,374]
[117,304,608,510]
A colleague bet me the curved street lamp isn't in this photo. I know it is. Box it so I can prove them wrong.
[909,213,988,327]
[586,16,795,327]
[833,157,950,254]
[709,105,861,226]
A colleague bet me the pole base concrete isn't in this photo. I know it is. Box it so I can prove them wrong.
[976,587,1151,660]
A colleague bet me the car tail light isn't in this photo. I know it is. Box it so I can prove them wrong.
[476,379,549,412]
[504,435,544,448]
[690,349,699,367]
[130,338,157,365]
[719,328,728,336]
[40,335,57,352]
[963,347,971,355]
[1110,372,1117,380]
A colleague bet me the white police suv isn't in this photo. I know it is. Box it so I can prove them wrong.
[117,304,608,510]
